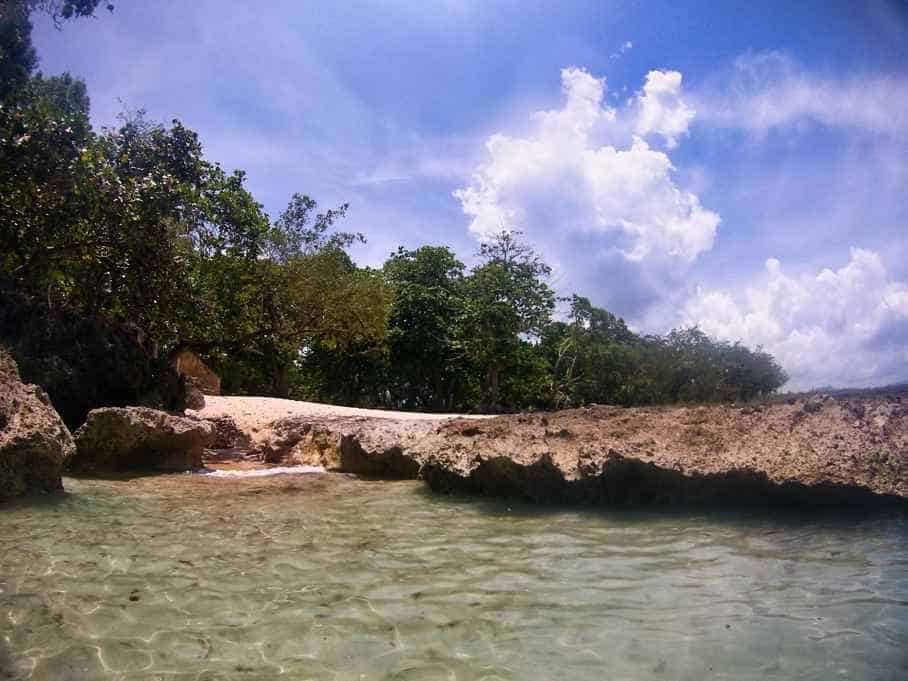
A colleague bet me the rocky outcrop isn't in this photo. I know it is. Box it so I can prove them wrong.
[219,392,907,507]
[417,396,908,507]
[205,415,251,449]
[0,348,74,501]
[1,287,187,430]
[184,377,206,411]
[258,415,434,478]
[173,350,221,395]
[69,407,215,472]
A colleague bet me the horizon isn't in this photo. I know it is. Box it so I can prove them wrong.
[33,0,908,391]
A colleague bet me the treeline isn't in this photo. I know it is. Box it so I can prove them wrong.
[0,1,788,421]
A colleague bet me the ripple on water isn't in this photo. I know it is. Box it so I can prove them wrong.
[1,473,907,680]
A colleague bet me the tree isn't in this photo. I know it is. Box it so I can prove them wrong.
[0,72,96,293]
[29,1,114,22]
[383,245,472,410]
[0,1,37,98]
[461,231,555,410]
[1,0,112,99]
[539,296,641,408]
[266,193,360,262]
[245,195,387,396]
[1,0,791,415]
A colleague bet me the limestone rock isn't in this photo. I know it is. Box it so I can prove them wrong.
[184,376,206,411]
[0,348,74,502]
[205,415,251,449]
[70,407,215,472]
[416,398,908,506]
[258,415,432,478]
[202,392,907,507]
[173,350,221,395]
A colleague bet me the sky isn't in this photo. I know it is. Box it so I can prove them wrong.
[33,0,908,391]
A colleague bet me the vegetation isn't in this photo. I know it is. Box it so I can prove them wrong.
[0,1,788,424]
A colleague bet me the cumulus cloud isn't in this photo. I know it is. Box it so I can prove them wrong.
[694,51,908,135]
[635,70,695,148]
[684,248,908,390]
[454,67,718,317]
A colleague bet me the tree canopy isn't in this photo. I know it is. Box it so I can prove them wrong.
[0,4,789,421]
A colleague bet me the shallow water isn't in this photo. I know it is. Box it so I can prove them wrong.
[1,474,906,681]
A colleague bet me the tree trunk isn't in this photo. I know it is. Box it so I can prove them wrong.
[271,362,290,398]
[481,364,501,413]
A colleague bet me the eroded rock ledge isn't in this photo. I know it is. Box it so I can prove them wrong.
[70,407,215,473]
[257,415,438,478]
[212,392,907,507]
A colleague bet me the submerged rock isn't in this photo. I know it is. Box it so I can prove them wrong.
[70,407,215,472]
[0,348,74,501]
[417,399,908,506]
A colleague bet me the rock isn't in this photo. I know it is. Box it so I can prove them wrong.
[0,289,186,430]
[205,415,251,449]
[0,348,74,502]
[258,415,432,478]
[802,398,824,414]
[209,391,908,507]
[184,376,206,411]
[416,400,908,507]
[172,350,221,395]
[69,407,215,472]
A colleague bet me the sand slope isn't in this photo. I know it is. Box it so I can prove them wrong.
[190,395,487,447]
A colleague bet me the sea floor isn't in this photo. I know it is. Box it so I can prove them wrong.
[1,472,906,680]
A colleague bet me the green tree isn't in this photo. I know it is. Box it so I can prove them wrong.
[0,1,37,98]
[540,296,641,408]
[0,72,95,293]
[1,0,111,99]
[244,195,387,396]
[383,245,473,410]
[461,231,555,410]
[1,0,791,415]
[29,1,114,22]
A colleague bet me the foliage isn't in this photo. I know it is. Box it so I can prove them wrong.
[0,285,184,429]
[29,1,114,22]
[0,5,789,422]
[382,245,472,410]
[0,1,37,98]
[460,231,556,410]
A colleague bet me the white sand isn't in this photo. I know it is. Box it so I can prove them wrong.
[190,395,487,441]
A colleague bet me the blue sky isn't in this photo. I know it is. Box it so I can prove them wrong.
[33,1,908,390]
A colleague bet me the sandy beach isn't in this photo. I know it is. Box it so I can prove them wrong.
[190,395,488,447]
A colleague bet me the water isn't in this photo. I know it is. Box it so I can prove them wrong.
[198,466,327,478]
[1,473,906,680]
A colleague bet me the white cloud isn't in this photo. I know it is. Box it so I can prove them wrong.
[635,70,695,148]
[695,52,908,136]
[454,67,719,296]
[684,248,908,390]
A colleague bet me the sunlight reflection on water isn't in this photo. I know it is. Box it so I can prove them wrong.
[1,474,906,680]
[198,465,327,478]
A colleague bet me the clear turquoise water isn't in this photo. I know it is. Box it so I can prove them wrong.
[1,473,906,680]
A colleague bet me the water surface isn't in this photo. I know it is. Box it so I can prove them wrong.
[1,473,906,680]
